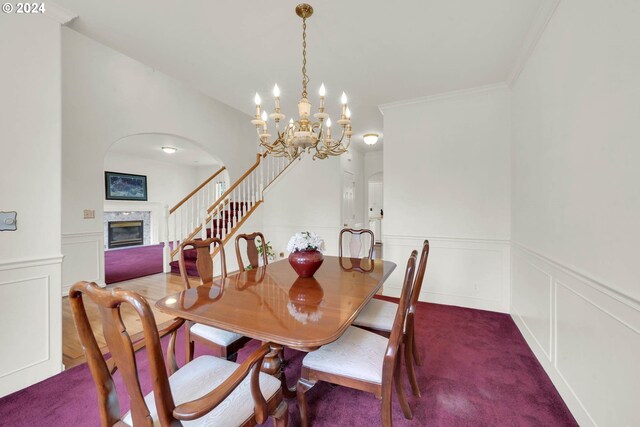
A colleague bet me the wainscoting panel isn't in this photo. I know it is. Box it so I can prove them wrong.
[0,257,62,397]
[511,243,640,427]
[61,232,104,295]
[383,236,510,313]
[511,252,553,359]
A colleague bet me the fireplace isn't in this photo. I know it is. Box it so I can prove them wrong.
[108,220,144,249]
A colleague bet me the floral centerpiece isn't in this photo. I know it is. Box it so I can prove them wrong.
[287,231,325,278]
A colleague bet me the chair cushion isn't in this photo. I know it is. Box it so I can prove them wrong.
[190,323,245,346]
[352,298,397,332]
[122,355,281,427]
[302,326,388,384]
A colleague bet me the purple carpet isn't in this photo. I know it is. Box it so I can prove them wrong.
[105,244,165,284]
[0,301,577,426]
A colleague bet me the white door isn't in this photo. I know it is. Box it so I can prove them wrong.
[369,181,383,218]
[342,171,355,227]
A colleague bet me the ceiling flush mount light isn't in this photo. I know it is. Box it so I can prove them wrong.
[251,3,352,160]
[363,134,379,145]
[161,146,177,154]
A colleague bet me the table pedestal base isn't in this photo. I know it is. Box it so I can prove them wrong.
[261,342,296,398]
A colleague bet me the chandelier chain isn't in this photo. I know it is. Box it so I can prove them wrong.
[301,16,309,99]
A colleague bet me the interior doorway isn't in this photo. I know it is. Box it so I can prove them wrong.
[368,172,383,243]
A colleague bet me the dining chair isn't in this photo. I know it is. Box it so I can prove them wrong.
[235,232,268,271]
[352,240,430,396]
[339,228,375,259]
[296,250,418,427]
[180,237,251,362]
[69,281,288,427]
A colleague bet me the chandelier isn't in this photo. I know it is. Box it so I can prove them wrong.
[251,3,352,160]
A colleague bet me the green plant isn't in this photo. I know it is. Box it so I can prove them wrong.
[256,237,276,260]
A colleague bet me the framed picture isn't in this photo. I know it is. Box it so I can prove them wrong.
[105,171,148,201]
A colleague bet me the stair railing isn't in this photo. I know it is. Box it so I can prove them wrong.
[162,166,226,272]
[163,152,296,271]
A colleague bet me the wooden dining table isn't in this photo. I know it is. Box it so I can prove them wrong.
[156,255,396,396]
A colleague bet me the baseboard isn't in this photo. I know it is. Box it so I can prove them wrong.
[511,309,594,426]
[511,243,640,426]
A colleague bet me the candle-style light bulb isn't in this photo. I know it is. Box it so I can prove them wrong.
[319,83,326,97]
[254,93,262,119]
[273,84,280,97]
[341,92,348,105]
[326,117,332,128]
[261,110,268,122]
[326,117,332,139]
[346,107,351,119]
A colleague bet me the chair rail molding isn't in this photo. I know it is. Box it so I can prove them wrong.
[0,255,64,271]
[511,242,640,427]
[383,234,510,313]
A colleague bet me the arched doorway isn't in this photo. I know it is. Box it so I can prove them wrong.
[102,133,225,284]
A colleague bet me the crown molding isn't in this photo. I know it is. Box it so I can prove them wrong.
[378,82,508,114]
[506,0,561,87]
[45,1,78,25]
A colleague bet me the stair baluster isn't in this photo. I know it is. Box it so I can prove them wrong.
[166,154,299,273]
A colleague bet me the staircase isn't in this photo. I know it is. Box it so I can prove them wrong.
[163,153,296,276]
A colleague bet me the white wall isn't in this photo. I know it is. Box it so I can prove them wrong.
[262,156,343,259]
[61,28,256,291]
[0,13,63,397]
[510,1,640,425]
[381,85,511,312]
[364,150,383,181]
[341,149,366,227]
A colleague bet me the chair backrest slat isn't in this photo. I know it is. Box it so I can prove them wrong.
[180,237,227,289]
[235,232,268,271]
[339,228,375,259]
[69,282,176,426]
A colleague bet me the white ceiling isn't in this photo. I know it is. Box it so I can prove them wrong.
[107,133,221,167]
[57,0,546,152]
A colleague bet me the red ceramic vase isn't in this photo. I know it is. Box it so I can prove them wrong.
[288,249,324,278]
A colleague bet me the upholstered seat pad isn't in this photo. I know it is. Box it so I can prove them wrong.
[122,355,280,427]
[190,323,244,346]
[303,326,388,384]
[352,298,397,332]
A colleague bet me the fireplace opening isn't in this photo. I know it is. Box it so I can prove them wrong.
[108,220,144,249]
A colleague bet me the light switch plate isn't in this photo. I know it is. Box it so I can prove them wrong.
[83,209,95,219]
[0,211,17,231]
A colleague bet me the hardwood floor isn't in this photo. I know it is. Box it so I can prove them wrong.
[62,273,184,368]
[63,245,384,368]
